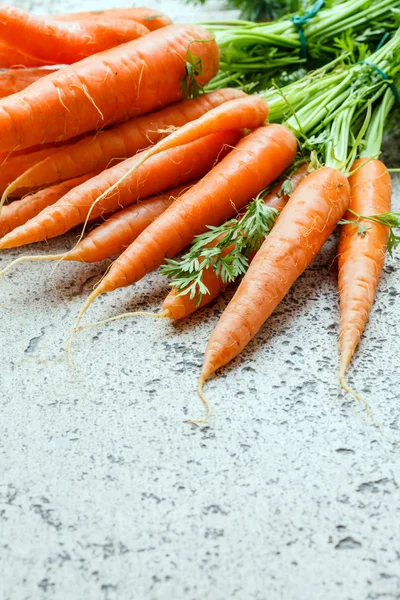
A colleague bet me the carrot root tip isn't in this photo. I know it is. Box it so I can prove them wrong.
[0,254,66,278]
[339,374,371,416]
[184,374,212,425]
[77,309,169,334]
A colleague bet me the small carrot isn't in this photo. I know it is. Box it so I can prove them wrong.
[0,130,240,249]
[3,88,245,200]
[0,6,149,65]
[198,167,350,416]
[0,172,96,237]
[338,158,392,388]
[162,163,309,319]
[0,24,220,152]
[70,124,297,333]
[0,68,57,98]
[54,8,172,31]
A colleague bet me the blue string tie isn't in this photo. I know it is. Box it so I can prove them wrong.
[290,0,325,59]
[360,60,400,106]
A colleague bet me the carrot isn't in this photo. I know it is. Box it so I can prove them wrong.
[0,6,149,65]
[338,158,392,388]
[54,8,172,31]
[0,130,240,249]
[71,124,297,333]
[198,167,350,415]
[0,24,219,153]
[0,68,57,98]
[163,163,309,319]
[0,173,96,237]
[84,95,269,221]
[4,88,245,199]
[0,42,50,68]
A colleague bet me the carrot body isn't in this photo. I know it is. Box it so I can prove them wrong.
[0,42,50,68]
[338,158,391,379]
[92,124,297,299]
[0,173,96,237]
[9,88,245,194]
[0,6,149,65]
[201,167,350,380]
[0,130,240,249]
[0,24,219,152]
[0,68,57,98]
[163,163,309,319]
[54,8,172,30]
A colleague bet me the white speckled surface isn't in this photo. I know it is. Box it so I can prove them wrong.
[1,2,400,599]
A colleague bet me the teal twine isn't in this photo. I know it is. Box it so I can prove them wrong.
[359,60,400,105]
[376,32,390,50]
[290,0,325,59]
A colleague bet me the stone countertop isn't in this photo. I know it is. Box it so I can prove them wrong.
[1,2,400,600]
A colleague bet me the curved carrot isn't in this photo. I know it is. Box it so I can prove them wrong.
[0,24,219,152]
[0,68,57,98]
[338,158,391,383]
[0,173,96,237]
[0,130,240,249]
[163,163,309,319]
[72,124,297,332]
[199,167,350,404]
[55,8,172,31]
[5,88,245,198]
[0,6,149,65]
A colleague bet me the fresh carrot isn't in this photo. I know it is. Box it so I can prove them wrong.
[0,183,196,274]
[71,124,297,332]
[198,167,350,412]
[0,42,50,68]
[0,6,149,65]
[4,88,245,199]
[54,7,172,31]
[163,163,309,319]
[84,95,269,220]
[0,24,220,153]
[338,158,392,386]
[0,68,57,98]
[0,173,96,237]
[0,130,240,249]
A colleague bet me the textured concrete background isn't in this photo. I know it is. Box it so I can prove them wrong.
[1,2,400,599]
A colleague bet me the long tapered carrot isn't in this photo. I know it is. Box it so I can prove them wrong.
[0,24,219,153]
[4,88,245,200]
[198,167,350,412]
[338,158,391,386]
[163,163,309,319]
[0,6,149,65]
[0,130,240,249]
[0,173,96,237]
[0,68,57,98]
[54,8,172,31]
[71,124,297,333]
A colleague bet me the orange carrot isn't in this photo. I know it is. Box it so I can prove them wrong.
[163,163,309,319]
[198,167,350,412]
[0,42,50,68]
[0,173,96,237]
[71,124,297,332]
[0,68,57,98]
[5,88,245,198]
[338,158,392,385]
[54,8,172,31]
[0,24,219,153]
[0,6,149,65]
[0,130,240,249]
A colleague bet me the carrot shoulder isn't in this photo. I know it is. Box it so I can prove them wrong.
[338,158,391,380]
[54,8,172,30]
[201,167,350,382]
[0,24,219,152]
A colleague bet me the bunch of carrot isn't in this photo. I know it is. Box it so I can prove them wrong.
[0,3,398,423]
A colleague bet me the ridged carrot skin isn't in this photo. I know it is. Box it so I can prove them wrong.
[55,8,172,30]
[9,89,245,194]
[0,173,95,237]
[338,158,391,379]
[0,6,149,65]
[92,124,297,298]
[0,24,219,152]
[201,167,350,380]
[163,163,309,319]
[0,68,57,98]
[0,130,240,248]
[0,42,49,68]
